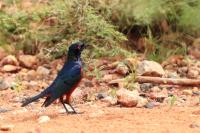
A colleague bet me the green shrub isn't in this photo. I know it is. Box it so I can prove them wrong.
[0,0,128,59]
[178,0,200,34]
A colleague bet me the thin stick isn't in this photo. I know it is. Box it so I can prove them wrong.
[135,76,200,87]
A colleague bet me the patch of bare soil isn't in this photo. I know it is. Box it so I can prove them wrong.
[0,98,200,133]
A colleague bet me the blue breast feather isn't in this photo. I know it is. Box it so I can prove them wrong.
[47,60,82,95]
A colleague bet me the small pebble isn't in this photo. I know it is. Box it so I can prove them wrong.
[0,107,11,113]
[101,96,117,105]
[190,123,200,128]
[96,93,107,100]
[84,80,94,87]
[136,97,148,108]
[36,66,50,76]
[145,102,155,109]
[150,86,161,93]
[0,124,14,131]
[182,89,193,96]
[0,80,10,90]
[140,83,153,92]
[38,115,50,123]
[193,91,200,96]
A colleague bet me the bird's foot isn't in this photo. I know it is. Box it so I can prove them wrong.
[68,111,77,114]
[67,110,84,115]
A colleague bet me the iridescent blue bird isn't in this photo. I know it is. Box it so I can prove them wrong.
[21,41,86,114]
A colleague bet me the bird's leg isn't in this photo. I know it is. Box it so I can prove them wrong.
[60,98,69,114]
[62,102,70,114]
[68,104,77,114]
[64,95,77,114]
[63,95,82,114]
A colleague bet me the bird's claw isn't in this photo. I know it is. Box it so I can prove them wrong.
[68,111,77,114]
[67,111,84,115]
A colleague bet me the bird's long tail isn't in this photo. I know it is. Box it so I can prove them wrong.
[21,89,49,107]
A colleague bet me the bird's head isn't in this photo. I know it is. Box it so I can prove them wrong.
[67,41,86,60]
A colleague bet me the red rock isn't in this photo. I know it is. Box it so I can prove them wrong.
[1,65,20,72]
[149,88,168,100]
[0,124,14,131]
[18,55,37,68]
[0,55,19,66]
[136,60,165,77]
[187,67,199,79]
[116,88,139,107]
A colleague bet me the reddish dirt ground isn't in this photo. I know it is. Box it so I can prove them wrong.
[1,95,200,133]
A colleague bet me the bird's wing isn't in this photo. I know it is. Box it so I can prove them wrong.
[43,64,82,107]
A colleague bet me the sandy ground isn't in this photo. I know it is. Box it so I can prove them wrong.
[1,96,200,133]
